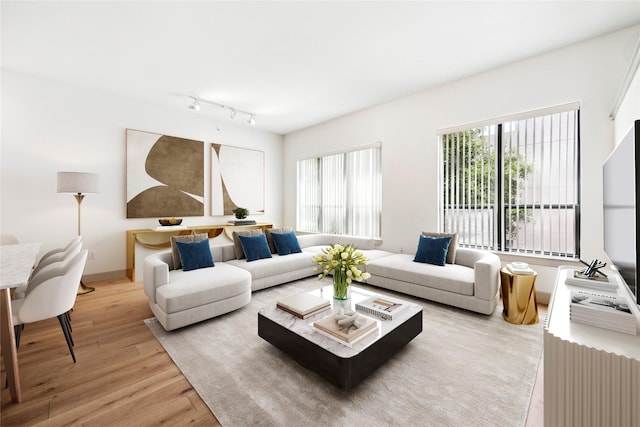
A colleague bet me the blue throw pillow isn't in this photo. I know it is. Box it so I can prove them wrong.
[175,239,215,271]
[238,233,273,262]
[413,235,452,266]
[270,231,302,255]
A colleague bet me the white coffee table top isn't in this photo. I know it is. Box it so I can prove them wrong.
[259,284,422,357]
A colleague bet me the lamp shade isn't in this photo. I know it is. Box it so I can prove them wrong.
[57,172,100,194]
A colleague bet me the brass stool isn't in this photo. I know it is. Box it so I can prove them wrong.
[500,267,538,324]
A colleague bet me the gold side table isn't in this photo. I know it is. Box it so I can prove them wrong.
[500,267,538,325]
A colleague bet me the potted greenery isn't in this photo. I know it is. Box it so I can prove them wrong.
[233,207,250,219]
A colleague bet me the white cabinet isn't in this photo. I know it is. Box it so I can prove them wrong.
[544,266,640,427]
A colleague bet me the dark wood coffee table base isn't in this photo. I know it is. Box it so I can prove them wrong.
[258,309,422,390]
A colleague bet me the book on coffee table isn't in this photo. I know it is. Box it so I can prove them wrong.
[312,312,378,344]
[355,295,408,320]
[276,292,331,319]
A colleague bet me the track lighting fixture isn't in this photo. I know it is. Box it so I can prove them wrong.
[187,96,256,126]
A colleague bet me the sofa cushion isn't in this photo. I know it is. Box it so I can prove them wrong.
[265,227,293,253]
[422,231,458,264]
[170,233,208,270]
[414,235,451,266]
[368,254,475,296]
[227,252,314,280]
[232,229,262,259]
[175,239,215,271]
[156,263,251,314]
[238,233,273,262]
[270,231,302,255]
[303,246,393,273]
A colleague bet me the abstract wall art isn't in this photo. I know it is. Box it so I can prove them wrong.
[211,143,265,215]
[126,129,205,218]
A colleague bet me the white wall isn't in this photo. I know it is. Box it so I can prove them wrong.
[613,42,640,142]
[283,25,640,300]
[1,71,284,279]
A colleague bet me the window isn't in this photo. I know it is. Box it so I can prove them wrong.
[439,105,580,258]
[297,144,382,238]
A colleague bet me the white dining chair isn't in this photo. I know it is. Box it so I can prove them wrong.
[35,236,82,270]
[29,239,83,284]
[14,239,83,300]
[0,234,22,244]
[12,249,88,363]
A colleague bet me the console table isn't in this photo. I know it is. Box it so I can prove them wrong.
[126,222,272,281]
[544,266,640,426]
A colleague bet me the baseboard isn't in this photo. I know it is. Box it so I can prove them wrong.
[536,291,551,305]
[83,270,130,283]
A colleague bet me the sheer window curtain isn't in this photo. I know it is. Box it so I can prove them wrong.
[297,145,381,238]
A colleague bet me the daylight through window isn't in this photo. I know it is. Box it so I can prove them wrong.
[439,105,580,258]
[297,144,382,238]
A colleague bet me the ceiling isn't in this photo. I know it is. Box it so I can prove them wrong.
[2,1,640,135]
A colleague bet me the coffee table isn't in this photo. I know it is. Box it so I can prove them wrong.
[258,284,422,390]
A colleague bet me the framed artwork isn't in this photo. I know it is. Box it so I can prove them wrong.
[211,143,265,215]
[126,129,205,218]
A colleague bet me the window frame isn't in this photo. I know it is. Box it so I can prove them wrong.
[296,143,382,239]
[438,104,581,259]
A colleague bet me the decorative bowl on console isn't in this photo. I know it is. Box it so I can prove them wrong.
[159,218,183,226]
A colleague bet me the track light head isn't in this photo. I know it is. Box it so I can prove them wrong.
[189,98,201,112]
[188,96,255,126]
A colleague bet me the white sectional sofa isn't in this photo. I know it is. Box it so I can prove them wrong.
[365,248,500,315]
[144,244,252,331]
[143,232,501,330]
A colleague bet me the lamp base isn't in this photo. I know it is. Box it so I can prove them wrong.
[77,280,95,295]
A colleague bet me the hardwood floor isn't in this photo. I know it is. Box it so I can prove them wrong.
[2,277,544,426]
[1,278,219,426]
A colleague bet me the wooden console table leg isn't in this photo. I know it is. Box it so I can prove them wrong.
[126,231,135,282]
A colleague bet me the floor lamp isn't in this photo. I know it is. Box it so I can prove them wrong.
[57,171,100,294]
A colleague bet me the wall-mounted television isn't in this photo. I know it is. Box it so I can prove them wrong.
[603,119,640,306]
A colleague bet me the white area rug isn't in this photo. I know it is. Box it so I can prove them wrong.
[145,278,543,427]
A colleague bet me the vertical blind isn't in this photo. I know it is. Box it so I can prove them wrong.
[440,106,580,258]
[297,145,382,238]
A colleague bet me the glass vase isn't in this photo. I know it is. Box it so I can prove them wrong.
[333,270,350,300]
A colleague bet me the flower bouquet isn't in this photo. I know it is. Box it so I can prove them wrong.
[313,243,371,300]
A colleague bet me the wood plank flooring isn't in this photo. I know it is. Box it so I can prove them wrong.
[1,278,219,426]
[2,277,544,426]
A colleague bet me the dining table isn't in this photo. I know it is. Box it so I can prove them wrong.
[1,242,41,403]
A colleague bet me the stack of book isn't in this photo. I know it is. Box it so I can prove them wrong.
[276,293,331,319]
[313,312,378,345]
[228,220,257,225]
[506,262,535,275]
[570,289,637,335]
[565,270,618,292]
[355,295,408,321]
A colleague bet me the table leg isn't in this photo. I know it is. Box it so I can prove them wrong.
[0,288,21,402]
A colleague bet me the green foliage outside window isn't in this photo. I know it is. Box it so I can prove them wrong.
[442,128,534,242]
